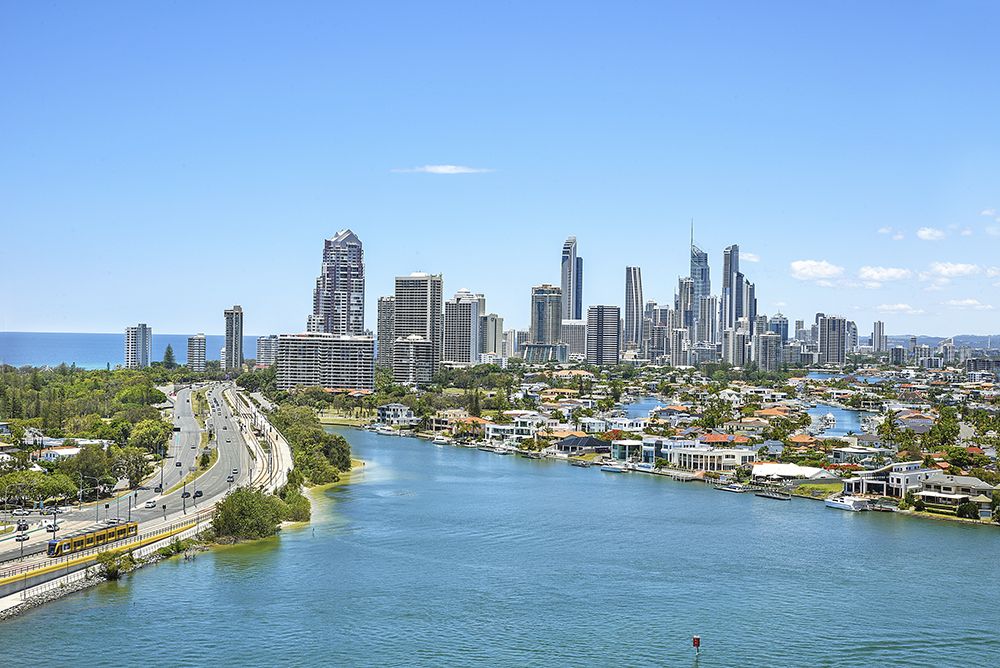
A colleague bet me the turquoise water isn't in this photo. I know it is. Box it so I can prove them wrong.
[807,403,865,438]
[2,429,999,666]
[0,332,259,368]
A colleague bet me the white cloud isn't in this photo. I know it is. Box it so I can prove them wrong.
[858,266,912,282]
[877,226,905,240]
[929,261,980,277]
[877,303,925,315]
[916,227,945,241]
[987,267,1000,278]
[742,252,760,263]
[943,298,994,311]
[790,259,844,281]
[986,226,1000,237]
[980,208,997,216]
[960,227,973,237]
[391,164,493,174]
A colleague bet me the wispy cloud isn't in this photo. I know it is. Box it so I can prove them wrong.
[929,261,980,277]
[391,164,493,174]
[858,266,912,282]
[980,208,996,216]
[790,259,844,281]
[877,303,924,315]
[943,298,994,311]
[742,252,760,263]
[877,226,905,241]
[916,226,945,241]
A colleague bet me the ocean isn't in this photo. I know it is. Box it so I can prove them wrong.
[0,332,260,369]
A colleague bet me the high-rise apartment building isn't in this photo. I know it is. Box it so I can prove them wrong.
[560,236,583,320]
[276,333,375,391]
[124,323,152,369]
[818,315,847,366]
[723,328,749,367]
[187,333,206,372]
[768,314,789,343]
[392,273,443,383]
[256,335,278,366]
[669,328,689,368]
[696,296,719,344]
[480,313,504,357]
[443,289,483,364]
[524,284,566,362]
[224,305,244,371]
[721,244,739,330]
[690,240,711,308]
[676,277,696,341]
[624,267,643,349]
[311,229,365,336]
[872,321,887,353]
[561,320,587,358]
[586,306,620,366]
[754,331,782,371]
[376,296,395,369]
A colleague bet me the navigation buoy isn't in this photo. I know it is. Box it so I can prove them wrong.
[693,635,701,655]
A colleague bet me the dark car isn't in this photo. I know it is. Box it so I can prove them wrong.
[181,492,191,499]
[175,461,182,467]
[194,490,203,498]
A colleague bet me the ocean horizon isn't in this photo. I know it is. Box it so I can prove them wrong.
[0,331,260,369]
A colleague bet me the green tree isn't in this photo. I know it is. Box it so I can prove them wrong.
[111,446,151,488]
[163,344,177,369]
[213,487,287,539]
[128,419,172,453]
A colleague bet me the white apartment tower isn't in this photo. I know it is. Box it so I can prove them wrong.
[392,273,443,384]
[187,333,206,372]
[124,323,152,369]
[376,296,396,369]
[443,289,483,364]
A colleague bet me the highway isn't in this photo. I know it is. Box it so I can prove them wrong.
[0,382,257,567]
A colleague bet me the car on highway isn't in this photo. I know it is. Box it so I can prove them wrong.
[194,490,203,498]
[175,461,183,467]
[14,534,29,542]
[181,492,191,499]
[232,468,238,475]
[226,476,234,483]
[12,508,30,516]
[16,522,29,532]
[191,444,196,449]
[106,517,125,525]
[144,500,157,508]
[154,486,163,493]
[44,523,60,532]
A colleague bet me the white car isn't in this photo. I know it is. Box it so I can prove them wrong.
[144,500,157,509]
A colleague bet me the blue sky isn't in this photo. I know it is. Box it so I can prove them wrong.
[2,1,999,337]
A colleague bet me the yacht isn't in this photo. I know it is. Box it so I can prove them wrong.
[431,435,451,445]
[754,490,791,501]
[714,483,752,493]
[599,463,627,473]
[825,495,870,512]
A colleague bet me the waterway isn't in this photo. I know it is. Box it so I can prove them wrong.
[2,429,999,666]
[807,403,865,438]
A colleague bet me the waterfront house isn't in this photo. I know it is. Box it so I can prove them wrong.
[610,439,644,461]
[548,435,610,457]
[377,403,420,427]
[752,462,839,483]
[577,417,608,434]
[660,442,756,472]
[830,445,894,466]
[605,416,648,433]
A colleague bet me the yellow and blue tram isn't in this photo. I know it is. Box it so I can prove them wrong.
[47,521,139,557]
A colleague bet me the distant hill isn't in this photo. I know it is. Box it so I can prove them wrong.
[884,334,1000,348]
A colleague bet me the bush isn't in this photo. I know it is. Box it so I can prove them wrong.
[956,501,980,520]
[213,488,287,540]
[97,550,136,580]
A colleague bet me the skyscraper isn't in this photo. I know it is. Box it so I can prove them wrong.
[480,313,505,357]
[311,229,365,336]
[393,273,443,383]
[276,332,375,391]
[224,305,244,371]
[721,244,739,330]
[818,315,847,366]
[443,289,483,364]
[754,332,782,372]
[561,320,587,358]
[586,306,621,366]
[376,296,395,369]
[690,226,711,307]
[768,313,789,343]
[523,284,566,363]
[696,296,719,345]
[187,333,206,372]
[624,267,643,349]
[676,277,696,341]
[125,323,152,369]
[560,236,584,320]
[669,328,689,368]
[872,320,887,353]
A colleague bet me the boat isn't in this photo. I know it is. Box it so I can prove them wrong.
[754,490,791,501]
[477,444,496,452]
[570,460,592,468]
[519,451,543,459]
[431,435,451,445]
[494,448,513,455]
[600,463,626,473]
[825,495,870,512]
[376,427,397,436]
[714,483,752,493]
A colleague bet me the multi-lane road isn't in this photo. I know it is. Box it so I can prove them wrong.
[0,382,257,565]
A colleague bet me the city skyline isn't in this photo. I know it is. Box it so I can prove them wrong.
[3,4,1000,336]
